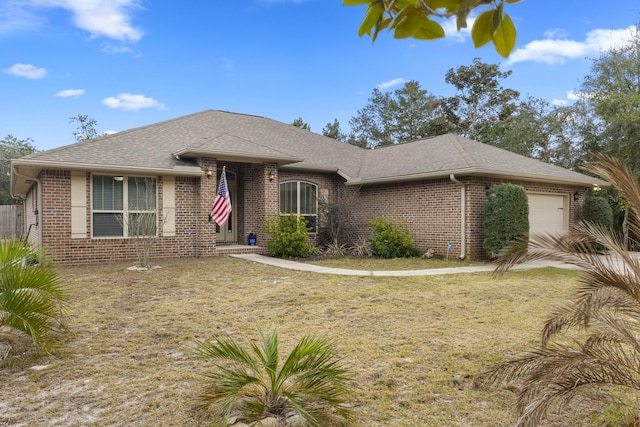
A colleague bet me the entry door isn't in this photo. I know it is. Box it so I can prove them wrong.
[215,169,237,243]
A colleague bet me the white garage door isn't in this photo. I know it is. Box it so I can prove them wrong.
[527,193,568,237]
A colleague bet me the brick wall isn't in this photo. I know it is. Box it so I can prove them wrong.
[37,166,587,264]
[40,169,206,265]
[349,176,585,260]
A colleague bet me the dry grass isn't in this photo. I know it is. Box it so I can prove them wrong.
[0,256,629,426]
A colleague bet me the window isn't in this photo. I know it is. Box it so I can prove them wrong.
[92,175,157,238]
[279,181,317,232]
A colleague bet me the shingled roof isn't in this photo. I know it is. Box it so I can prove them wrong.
[11,109,604,197]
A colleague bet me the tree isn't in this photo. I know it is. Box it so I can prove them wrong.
[442,58,520,143]
[478,154,640,427]
[0,240,68,353]
[490,97,584,169]
[321,118,347,142]
[345,0,518,57]
[349,80,450,147]
[291,117,311,131]
[69,114,99,141]
[578,25,640,172]
[195,327,355,426]
[0,135,37,205]
[575,25,640,244]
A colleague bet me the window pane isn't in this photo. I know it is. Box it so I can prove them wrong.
[128,177,156,211]
[300,182,317,215]
[279,182,297,214]
[128,213,156,236]
[93,213,123,237]
[93,175,123,210]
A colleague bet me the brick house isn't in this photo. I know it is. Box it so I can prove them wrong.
[10,110,604,265]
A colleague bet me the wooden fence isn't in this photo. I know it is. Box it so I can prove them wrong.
[0,205,24,239]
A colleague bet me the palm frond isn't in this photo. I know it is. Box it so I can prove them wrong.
[195,328,355,425]
[0,239,67,346]
[481,154,640,426]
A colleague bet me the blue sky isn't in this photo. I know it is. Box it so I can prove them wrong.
[1,0,639,151]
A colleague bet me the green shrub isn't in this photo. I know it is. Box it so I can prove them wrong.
[581,191,613,229]
[265,214,316,258]
[482,183,529,257]
[368,217,418,258]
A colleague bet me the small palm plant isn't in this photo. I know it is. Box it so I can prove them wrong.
[0,239,67,353]
[477,154,640,427]
[195,327,355,426]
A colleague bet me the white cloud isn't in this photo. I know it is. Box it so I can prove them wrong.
[376,78,407,90]
[507,25,636,65]
[0,0,44,34]
[3,0,144,42]
[102,93,166,111]
[55,88,85,97]
[543,28,569,39]
[4,63,47,79]
[101,43,134,54]
[551,99,568,106]
[566,90,581,100]
[441,15,473,43]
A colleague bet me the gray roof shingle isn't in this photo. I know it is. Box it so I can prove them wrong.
[14,110,602,189]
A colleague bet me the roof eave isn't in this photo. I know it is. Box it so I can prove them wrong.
[173,148,303,166]
[345,167,610,187]
[10,159,205,198]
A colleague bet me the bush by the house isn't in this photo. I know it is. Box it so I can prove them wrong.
[581,190,613,229]
[482,183,529,258]
[368,216,418,258]
[317,187,359,255]
[265,214,316,258]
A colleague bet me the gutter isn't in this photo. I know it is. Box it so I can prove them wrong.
[12,166,42,247]
[449,174,466,260]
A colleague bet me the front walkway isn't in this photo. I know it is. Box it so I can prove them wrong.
[229,254,579,276]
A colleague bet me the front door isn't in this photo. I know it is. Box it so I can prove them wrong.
[215,169,237,243]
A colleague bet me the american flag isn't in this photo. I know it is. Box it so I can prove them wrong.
[209,168,232,226]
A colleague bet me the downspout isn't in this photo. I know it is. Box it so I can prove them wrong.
[12,166,42,247]
[449,174,466,260]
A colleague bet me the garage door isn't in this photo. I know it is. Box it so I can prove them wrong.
[527,193,568,237]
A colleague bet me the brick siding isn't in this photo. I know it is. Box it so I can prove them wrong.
[33,166,586,265]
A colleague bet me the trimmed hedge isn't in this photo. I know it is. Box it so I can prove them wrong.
[483,183,529,257]
[582,191,613,229]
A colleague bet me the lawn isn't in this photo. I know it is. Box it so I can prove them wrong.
[0,256,630,426]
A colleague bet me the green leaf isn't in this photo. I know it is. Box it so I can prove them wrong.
[505,0,522,3]
[392,5,424,39]
[492,13,517,58]
[342,0,371,5]
[358,2,384,37]
[372,17,392,43]
[456,8,470,30]
[471,9,494,48]
[413,18,445,40]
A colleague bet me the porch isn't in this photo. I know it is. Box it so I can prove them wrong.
[216,244,268,255]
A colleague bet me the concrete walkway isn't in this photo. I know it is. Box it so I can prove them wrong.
[229,253,578,276]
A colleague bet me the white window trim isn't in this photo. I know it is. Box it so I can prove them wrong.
[91,175,158,239]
